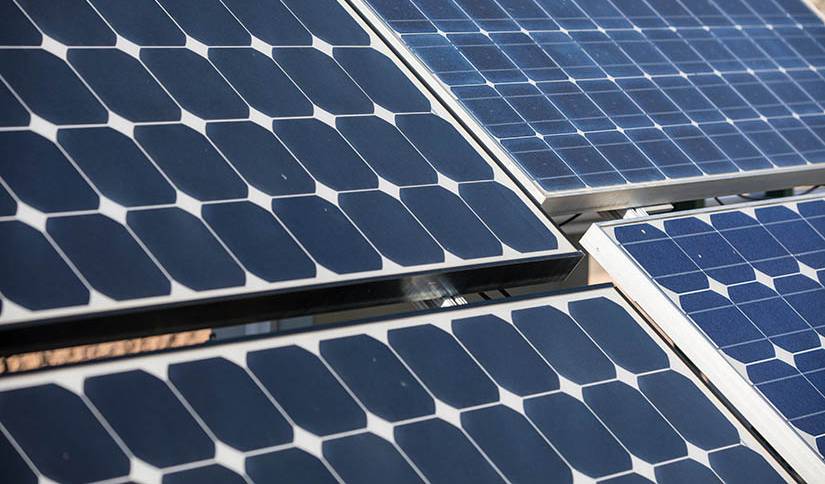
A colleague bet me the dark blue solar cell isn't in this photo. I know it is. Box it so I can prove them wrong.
[724,340,775,364]
[389,324,498,408]
[221,0,310,45]
[513,305,616,384]
[85,370,214,468]
[395,114,493,181]
[623,239,699,277]
[739,298,809,336]
[639,370,739,449]
[673,232,744,269]
[0,131,98,212]
[665,217,714,236]
[401,186,503,259]
[758,375,825,419]
[135,124,247,201]
[405,34,483,85]
[247,449,337,484]
[47,214,170,300]
[324,433,422,484]
[248,345,366,436]
[0,185,14,216]
[339,191,444,266]
[460,182,558,253]
[202,202,316,283]
[786,290,825,328]
[586,381,687,463]
[282,0,369,45]
[748,359,798,384]
[274,118,378,190]
[272,196,382,274]
[163,465,246,484]
[775,274,819,294]
[655,459,720,484]
[335,48,430,113]
[141,49,248,120]
[540,83,613,131]
[0,432,35,484]
[462,406,572,483]
[495,35,567,81]
[320,334,434,421]
[657,272,709,294]
[69,48,180,122]
[691,307,764,347]
[452,314,558,396]
[209,48,312,118]
[615,223,668,243]
[0,384,128,483]
[206,122,314,196]
[570,297,669,373]
[91,0,185,45]
[395,418,503,484]
[337,116,437,186]
[0,82,28,127]
[795,349,825,373]
[772,330,819,353]
[273,48,372,115]
[681,290,731,313]
[765,220,825,254]
[453,0,516,31]
[157,0,249,45]
[706,263,755,285]
[0,50,107,124]
[588,133,663,183]
[128,208,245,291]
[0,221,88,310]
[709,446,785,484]
[17,0,115,45]
[0,0,41,45]
[459,94,533,138]
[449,35,525,83]
[59,127,176,207]
[168,357,292,451]
[719,226,789,261]
[525,393,630,478]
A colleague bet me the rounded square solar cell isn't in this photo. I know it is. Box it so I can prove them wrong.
[355,0,825,213]
[0,287,789,483]
[583,193,825,480]
[0,0,578,343]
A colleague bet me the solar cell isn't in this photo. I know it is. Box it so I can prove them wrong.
[0,0,578,342]
[582,194,825,480]
[355,0,825,212]
[0,287,788,483]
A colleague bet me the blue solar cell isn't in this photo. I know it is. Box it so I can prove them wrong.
[453,314,558,395]
[323,433,422,484]
[128,208,245,291]
[85,370,214,467]
[0,432,35,484]
[282,0,370,46]
[248,345,366,436]
[17,0,115,46]
[47,214,170,300]
[0,185,15,216]
[335,48,430,113]
[69,48,180,122]
[247,448,337,483]
[163,465,246,484]
[339,191,444,266]
[0,50,107,125]
[91,0,186,46]
[0,82,29,127]
[655,459,721,483]
[135,124,247,201]
[320,334,434,421]
[462,405,572,483]
[0,384,128,483]
[209,48,313,118]
[395,418,502,483]
[0,0,40,45]
[202,202,316,282]
[169,357,292,451]
[156,0,250,46]
[221,0,310,45]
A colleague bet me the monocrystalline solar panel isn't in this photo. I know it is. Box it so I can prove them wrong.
[355,0,825,213]
[0,287,788,483]
[0,0,578,340]
[583,194,825,480]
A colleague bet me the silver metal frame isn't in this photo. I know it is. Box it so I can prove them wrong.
[348,0,825,215]
[581,193,825,481]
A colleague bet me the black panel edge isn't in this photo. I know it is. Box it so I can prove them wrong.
[0,251,582,356]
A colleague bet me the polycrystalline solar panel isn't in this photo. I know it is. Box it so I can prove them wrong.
[355,0,825,213]
[582,194,825,480]
[0,287,788,484]
[0,0,578,333]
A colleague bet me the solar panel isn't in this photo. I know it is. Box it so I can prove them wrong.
[353,0,825,213]
[0,0,579,343]
[582,194,825,480]
[0,287,788,483]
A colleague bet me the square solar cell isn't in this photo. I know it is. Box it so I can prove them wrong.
[0,0,578,344]
[0,287,788,483]
[583,193,825,480]
[356,0,825,213]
